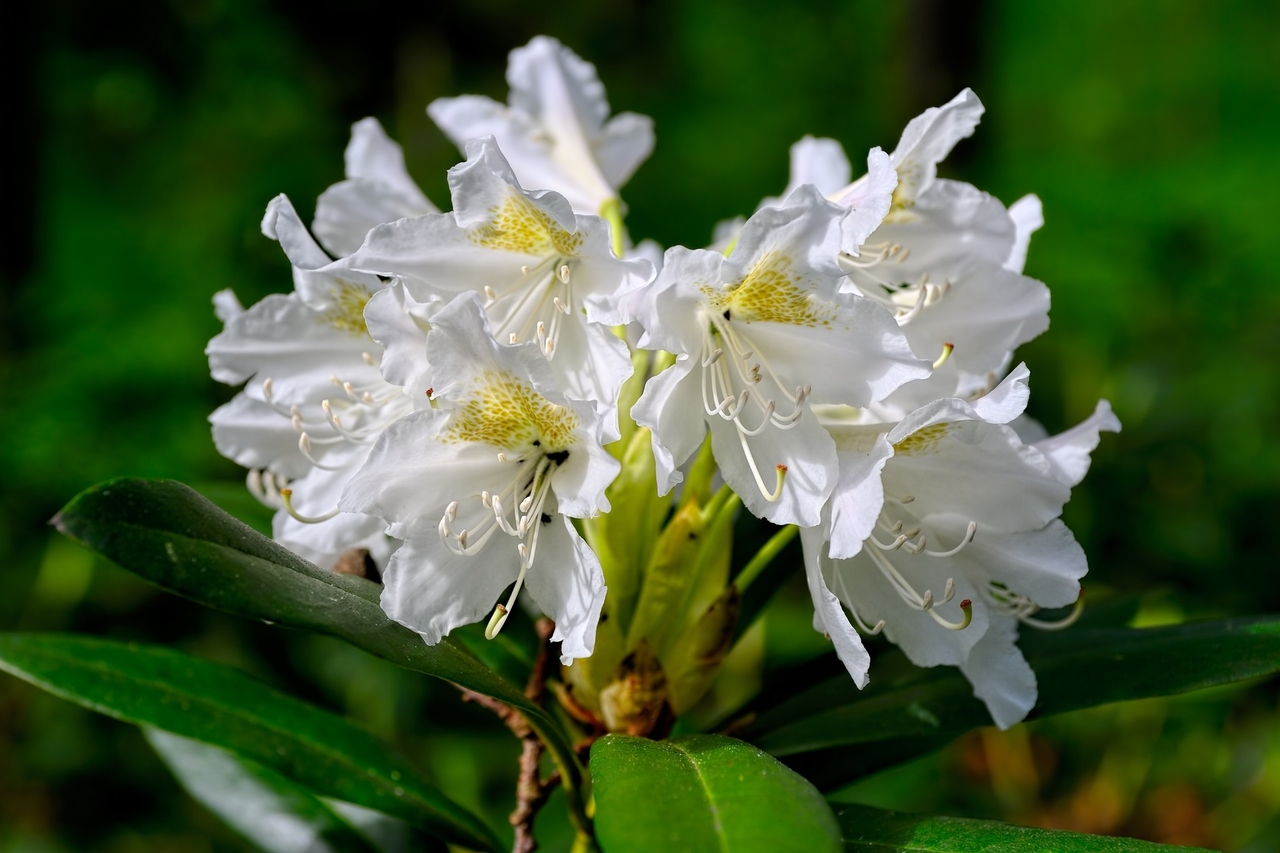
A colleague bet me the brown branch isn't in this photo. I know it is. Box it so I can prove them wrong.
[458,618,561,853]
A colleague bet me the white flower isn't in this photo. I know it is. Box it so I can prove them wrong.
[626,185,930,526]
[428,36,653,217]
[339,292,619,663]
[786,91,1050,417]
[351,137,652,441]
[207,195,412,569]
[312,118,438,258]
[803,374,1119,728]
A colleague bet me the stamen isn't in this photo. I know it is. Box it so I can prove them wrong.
[520,265,530,275]
[1021,591,1086,631]
[484,285,497,305]
[702,348,724,367]
[279,488,341,523]
[933,342,955,370]
[485,604,510,639]
[362,352,377,366]
[558,264,571,283]
[262,377,274,403]
[297,433,345,469]
[923,522,977,558]
[510,334,519,344]
[553,296,570,314]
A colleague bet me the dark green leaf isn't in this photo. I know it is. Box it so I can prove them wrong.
[147,728,442,853]
[0,634,499,852]
[835,802,1213,852]
[52,478,584,808]
[591,733,841,853]
[749,616,1280,763]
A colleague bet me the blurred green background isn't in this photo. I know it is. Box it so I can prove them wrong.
[2,0,1279,850]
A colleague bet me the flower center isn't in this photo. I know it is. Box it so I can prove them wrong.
[840,242,951,326]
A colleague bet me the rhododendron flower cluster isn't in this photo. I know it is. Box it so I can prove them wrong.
[208,35,1117,729]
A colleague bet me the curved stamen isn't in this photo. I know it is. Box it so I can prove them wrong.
[279,488,341,523]
[297,433,348,470]
[922,522,977,558]
[1019,591,1086,631]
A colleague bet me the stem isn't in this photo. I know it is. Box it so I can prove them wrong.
[735,524,798,593]
[461,619,594,852]
[599,197,626,258]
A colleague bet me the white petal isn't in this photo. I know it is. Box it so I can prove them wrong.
[551,422,621,518]
[261,194,332,271]
[338,408,508,540]
[272,446,390,568]
[628,247,721,353]
[886,399,1070,532]
[523,512,607,664]
[890,88,984,202]
[785,136,851,197]
[205,292,380,405]
[897,263,1049,376]
[313,179,436,259]
[826,428,893,560]
[344,117,432,204]
[424,292,561,406]
[209,393,310,479]
[631,355,706,495]
[212,289,243,323]
[548,319,634,443]
[707,406,835,527]
[932,514,1086,609]
[353,212,538,300]
[866,179,1016,275]
[1033,400,1121,487]
[379,535,521,646]
[800,527,871,688]
[729,184,846,279]
[738,297,930,408]
[362,283,439,400]
[831,147,897,252]
[970,362,1031,425]
[449,137,578,234]
[959,615,1037,730]
[593,111,655,189]
[1004,194,1044,274]
[830,548,988,668]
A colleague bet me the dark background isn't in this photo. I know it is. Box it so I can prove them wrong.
[3,1,1279,850]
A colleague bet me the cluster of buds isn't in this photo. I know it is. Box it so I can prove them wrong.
[207,36,1117,732]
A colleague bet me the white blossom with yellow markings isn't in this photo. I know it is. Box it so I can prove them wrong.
[207,194,413,570]
[351,137,652,441]
[802,372,1119,728]
[624,185,930,527]
[783,90,1051,418]
[428,36,653,218]
[339,292,619,664]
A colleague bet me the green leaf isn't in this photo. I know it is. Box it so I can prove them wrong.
[591,733,841,853]
[147,728,443,853]
[746,617,1280,788]
[834,802,1213,852]
[0,633,499,852]
[52,478,585,818]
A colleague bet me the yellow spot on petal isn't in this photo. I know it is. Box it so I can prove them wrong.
[445,370,580,451]
[893,422,951,456]
[468,191,583,257]
[702,252,834,328]
[321,280,375,337]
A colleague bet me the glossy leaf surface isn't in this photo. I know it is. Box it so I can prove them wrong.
[0,634,499,852]
[835,803,1213,852]
[591,733,841,853]
[52,478,583,801]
